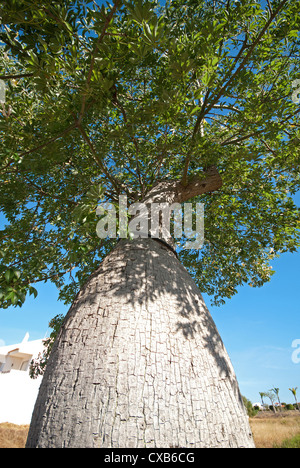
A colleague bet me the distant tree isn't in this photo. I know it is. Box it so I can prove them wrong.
[285,404,295,411]
[242,396,258,418]
[289,387,300,411]
[259,392,267,411]
[271,387,282,411]
[265,391,277,413]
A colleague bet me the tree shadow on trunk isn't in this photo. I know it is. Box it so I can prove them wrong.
[26,238,254,448]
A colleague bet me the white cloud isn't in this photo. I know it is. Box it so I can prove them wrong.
[0,339,5,347]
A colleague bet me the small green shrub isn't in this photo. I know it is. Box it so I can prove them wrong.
[285,404,295,411]
[274,434,300,448]
[242,396,259,417]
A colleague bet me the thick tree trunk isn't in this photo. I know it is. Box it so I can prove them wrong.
[26,238,255,448]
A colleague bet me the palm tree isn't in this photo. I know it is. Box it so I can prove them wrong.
[289,388,300,411]
[259,392,267,411]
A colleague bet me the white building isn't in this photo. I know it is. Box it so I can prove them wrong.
[0,333,45,425]
[252,402,264,409]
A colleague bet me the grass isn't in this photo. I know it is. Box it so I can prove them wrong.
[0,423,29,449]
[249,411,300,448]
[1,411,300,448]
[275,434,300,448]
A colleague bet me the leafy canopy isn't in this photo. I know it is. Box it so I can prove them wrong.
[0,0,299,308]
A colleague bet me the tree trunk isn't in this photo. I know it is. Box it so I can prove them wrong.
[26,238,255,448]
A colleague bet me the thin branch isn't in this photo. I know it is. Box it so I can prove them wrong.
[181,91,210,186]
[191,33,248,142]
[192,89,210,139]
[24,240,104,286]
[221,108,300,146]
[27,267,76,286]
[261,139,278,156]
[21,174,77,205]
[19,123,77,158]
[152,124,170,180]
[77,0,122,126]
[266,0,273,15]
[0,123,76,174]
[203,0,289,119]
[278,107,300,125]
[0,73,33,80]
[111,86,145,196]
[76,123,122,194]
[42,7,91,53]
[211,104,242,113]
[221,130,262,146]
[182,0,289,183]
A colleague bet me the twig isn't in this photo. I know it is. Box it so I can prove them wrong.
[18,123,77,158]
[76,122,122,194]
[42,7,91,53]
[266,0,273,15]
[221,108,300,146]
[77,0,122,126]
[202,0,288,121]
[181,0,289,184]
[111,87,144,196]
[0,123,76,174]
[21,174,78,205]
[0,73,33,80]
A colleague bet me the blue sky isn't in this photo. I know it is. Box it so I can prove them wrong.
[0,195,299,406]
[207,247,300,405]
[208,195,300,406]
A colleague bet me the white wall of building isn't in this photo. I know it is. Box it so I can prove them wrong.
[0,333,45,425]
[0,370,43,425]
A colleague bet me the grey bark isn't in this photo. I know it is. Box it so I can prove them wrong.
[26,238,255,448]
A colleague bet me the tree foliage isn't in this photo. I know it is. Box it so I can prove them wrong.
[0,0,299,309]
[242,395,258,417]
[29,313,64,379]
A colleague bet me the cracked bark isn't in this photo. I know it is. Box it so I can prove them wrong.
[26,170,255,448]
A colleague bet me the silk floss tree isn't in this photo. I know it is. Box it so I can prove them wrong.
[0,0,299,448]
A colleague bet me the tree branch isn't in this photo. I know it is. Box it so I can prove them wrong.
[18,123,76,157]
[181,90,210,186]
[182,0,289,183]
[144,166,223,206]
[21,174,78,205]
[0,123,76,174]
[221,107,300,147]
[0,73,33,80]
[42,7,91,53]
[75,123,122,195]
[177,166,223,203]
[111,86,145,196]
[77,0,122,126]
[207,0,288,113]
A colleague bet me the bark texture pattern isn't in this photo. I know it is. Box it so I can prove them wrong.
[26,239,255,448]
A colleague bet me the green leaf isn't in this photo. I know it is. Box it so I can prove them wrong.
[29,286,38,298]
[5,269,14,283]
[14,270,21,280]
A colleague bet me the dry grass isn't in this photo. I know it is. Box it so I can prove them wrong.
[1,411,300,448]
[250,411,300,448]
[0,423,29,449]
